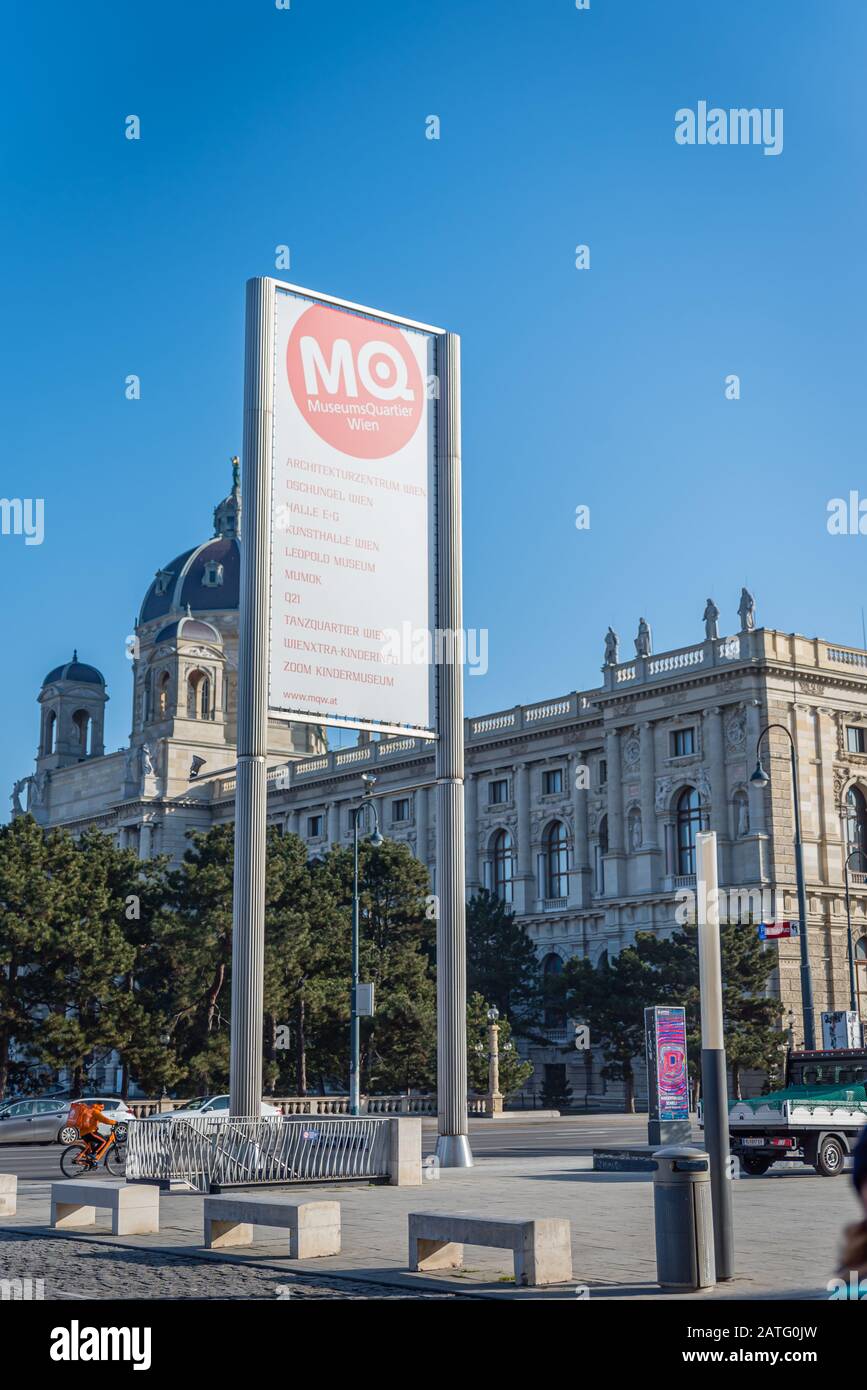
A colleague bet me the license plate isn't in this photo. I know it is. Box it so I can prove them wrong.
[742,1137,766,1146]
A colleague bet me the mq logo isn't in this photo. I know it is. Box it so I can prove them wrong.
[286,303,424,460]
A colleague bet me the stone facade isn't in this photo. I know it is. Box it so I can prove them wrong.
[13,492,867,1103]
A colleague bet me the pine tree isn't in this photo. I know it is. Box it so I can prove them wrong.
[262,829,318,1095]
[36,827,136,1093]
[0,816,60,1097]
[563,922,786,1112]
[466,889,542,1032]
[313,838,437,1093]
[162,824,237,1092]
[561,948,655,1112]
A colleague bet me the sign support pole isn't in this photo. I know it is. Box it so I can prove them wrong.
[434,333,472,1168]
[696,830,734,1280]
[230,276,274,1118]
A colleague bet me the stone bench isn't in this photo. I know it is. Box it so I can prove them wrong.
[408,1211,572,1287]
[203,1194,340,1258]
[0,1174,17,1217]
[50,1180,160,1236]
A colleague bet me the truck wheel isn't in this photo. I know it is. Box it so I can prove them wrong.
[815,1136,845,1176]
[741,1154,773,1176]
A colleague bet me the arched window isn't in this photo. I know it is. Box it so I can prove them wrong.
[491,829,514,904]
[186,670,211,720]
[676,786,702,876]
[542,953,566,1029]
[855,934,867,1023]
[72,709,91,758]
[157,671,171,717]
[543,820,569,899]
[44,710,56,755]
[846,787,867,867]
[595,815,608,894]
[857,937,867,1023]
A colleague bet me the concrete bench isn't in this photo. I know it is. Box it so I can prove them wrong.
[50,1180,160,1236]
[0,1174,17,1217]
[203,1193,340,1258]
[408,1211,572,1287]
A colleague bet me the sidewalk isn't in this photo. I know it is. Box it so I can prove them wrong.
[4,1155,856,1300]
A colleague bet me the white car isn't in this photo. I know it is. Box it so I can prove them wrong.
[145,1095,281,1121]
[60,1097,137,1144]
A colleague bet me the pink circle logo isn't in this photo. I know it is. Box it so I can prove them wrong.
[286,303,424,460]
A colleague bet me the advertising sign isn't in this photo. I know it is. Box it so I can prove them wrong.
[644,1006,690,1123]
[821,1010,864,1050]
[268,283,439,735]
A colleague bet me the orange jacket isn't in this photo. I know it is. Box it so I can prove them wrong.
[67,1101,114,1135]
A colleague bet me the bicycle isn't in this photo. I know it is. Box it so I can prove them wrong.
[59,1122,128,1179]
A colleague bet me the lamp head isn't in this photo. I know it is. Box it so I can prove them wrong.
[487,1006,499,1023]
[369,826,384,849]
[750,759,769,789]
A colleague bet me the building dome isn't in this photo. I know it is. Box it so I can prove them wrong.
[139,463,241,626]
[43,651,105,686]
[154,615,223,646]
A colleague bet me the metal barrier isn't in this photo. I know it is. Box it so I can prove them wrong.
[125,1114,392,1193]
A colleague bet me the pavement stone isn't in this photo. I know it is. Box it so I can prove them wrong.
[0,1152,858,1301]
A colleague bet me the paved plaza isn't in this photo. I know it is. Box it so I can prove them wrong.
[1,1126,860,1301]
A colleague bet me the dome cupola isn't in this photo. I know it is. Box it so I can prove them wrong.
[138,461,241,626]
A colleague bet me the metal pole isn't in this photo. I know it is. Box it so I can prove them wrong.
[844,851,859,1015]
[350,809,361,1115]
[434,332,472,1168]
[696,831,734,1281]
[754,725,816,1051]
[789,742,815,1050]
[230,276,274,1118]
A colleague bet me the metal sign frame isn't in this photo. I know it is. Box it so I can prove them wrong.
[230,278,471,1167]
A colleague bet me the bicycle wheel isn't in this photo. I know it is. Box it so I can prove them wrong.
[104,1139,127,1177]
[60,1142,93,1178]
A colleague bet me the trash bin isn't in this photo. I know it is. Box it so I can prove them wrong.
[652,1145,715,1290]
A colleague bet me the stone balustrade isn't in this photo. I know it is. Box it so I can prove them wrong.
[125,1093,496,1118]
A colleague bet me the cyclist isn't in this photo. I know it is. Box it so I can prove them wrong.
[66,1100,117,1162]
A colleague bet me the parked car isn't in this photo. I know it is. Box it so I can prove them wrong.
[0,1095,135,1145]
[0,1097,68,1144]
[142,1095,281,1122]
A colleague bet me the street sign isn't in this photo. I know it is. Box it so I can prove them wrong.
[574,1024,590,1051]
[759,921,800,939]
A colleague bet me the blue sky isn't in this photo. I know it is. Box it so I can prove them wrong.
[2,0,866,807]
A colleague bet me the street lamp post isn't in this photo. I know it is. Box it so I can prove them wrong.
[486,1007,503,1117]
[349,773,383,1117]
[750,723,815,1050]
